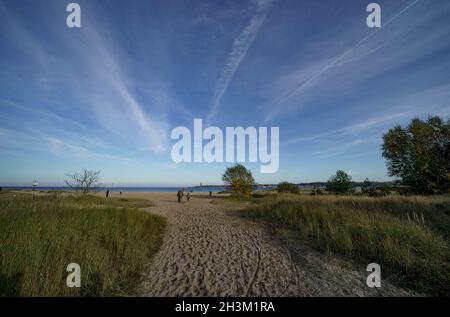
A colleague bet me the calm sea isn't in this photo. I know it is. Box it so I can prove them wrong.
[2,186,277,193]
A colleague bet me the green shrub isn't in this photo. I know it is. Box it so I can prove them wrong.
[277,182,299,194]
[327,170,353,194]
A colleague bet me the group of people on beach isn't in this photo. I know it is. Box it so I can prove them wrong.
[102,187,209,202]
[176,188,190,203]
[176,189,213,202]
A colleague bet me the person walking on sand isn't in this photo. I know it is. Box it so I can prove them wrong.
[209,191,212,197]
[177,190,182,203]
[187,191,190,201]
[106,189,110,198]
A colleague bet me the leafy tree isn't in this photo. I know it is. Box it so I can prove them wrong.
[326,170,353,194]
[222,164,255,194]
[277,182,299,194]
[66,169,101,195]
[382,116,450,194]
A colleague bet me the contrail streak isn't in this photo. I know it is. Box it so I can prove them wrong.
[265,0,420,122]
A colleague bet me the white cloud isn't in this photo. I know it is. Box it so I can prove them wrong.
[74,30,170,153]
[47,137,136,163]
[312,139,365,158]
[206,0,274,123]
[263,0,426,123]
[1,1,178,156]
[286,112,410,144]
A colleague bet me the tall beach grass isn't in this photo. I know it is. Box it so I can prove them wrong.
[0,193,165,296]
[241,194,450,296]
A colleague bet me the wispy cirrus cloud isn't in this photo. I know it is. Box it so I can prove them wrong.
[1,0,450,185]
[47,137,137,164]
[312,139,365,158]
[263,0,423,123]
[286,112,410,144]
[286,82,450,146]
[206,0,274,123]
[66,26,171,154]
[1,1,177,156]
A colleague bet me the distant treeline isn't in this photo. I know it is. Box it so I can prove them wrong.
[198,181,398,188]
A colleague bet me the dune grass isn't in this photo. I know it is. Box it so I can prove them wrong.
[0,193,165,296]
[64,194,155,209]
[240,194,450,296]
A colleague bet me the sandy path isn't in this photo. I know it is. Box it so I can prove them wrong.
[117,192,412,297]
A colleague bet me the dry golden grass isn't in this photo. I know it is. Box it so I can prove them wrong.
[0,193,165,296]
[239,193,450,296]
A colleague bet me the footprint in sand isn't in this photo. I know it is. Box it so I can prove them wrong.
[138,192,413,297]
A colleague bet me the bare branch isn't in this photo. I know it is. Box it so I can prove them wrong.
[65,169,101,195]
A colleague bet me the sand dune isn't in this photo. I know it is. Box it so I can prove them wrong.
[111,192,412,296]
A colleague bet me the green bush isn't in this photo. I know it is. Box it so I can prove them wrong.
[277,182,299,194]
[327,170,353,194]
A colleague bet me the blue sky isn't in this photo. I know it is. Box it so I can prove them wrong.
[1,0,449,186]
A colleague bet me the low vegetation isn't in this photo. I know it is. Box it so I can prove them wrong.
[240,193,450,296]
[0,193,165,296]
[277,182,299,194]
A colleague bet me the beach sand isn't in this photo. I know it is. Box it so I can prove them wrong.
[107,191,412,296]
